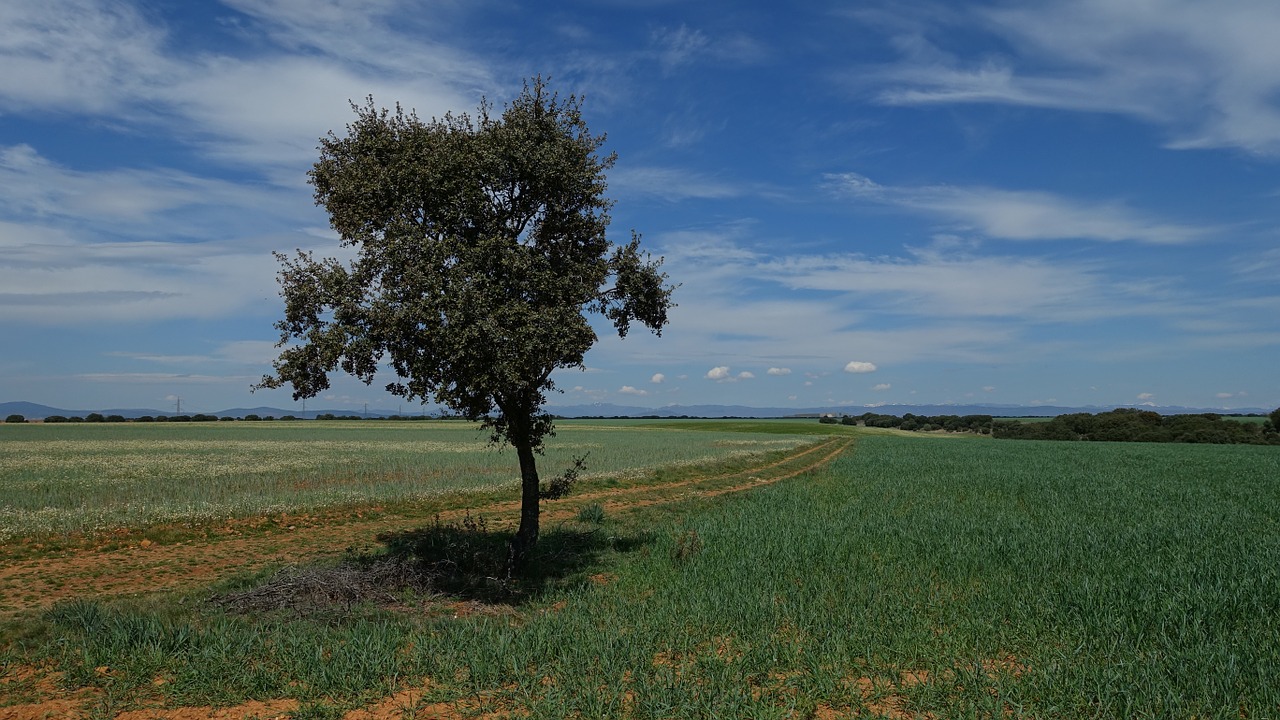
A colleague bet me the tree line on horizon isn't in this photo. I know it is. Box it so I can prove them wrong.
[823,407,1280,445]
[993,408,1280,445]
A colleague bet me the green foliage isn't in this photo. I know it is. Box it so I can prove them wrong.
[821,412,994,433]
[43,415,68,423]
[3,414,24,423]
[105,415,126,423]
[85,413,105,423]
[258,76,674,556]
[1269,407,1280,433]
[994,407,1280,445]
[576,503,605,525]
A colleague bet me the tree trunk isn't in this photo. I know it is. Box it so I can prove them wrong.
[509,437,541,571]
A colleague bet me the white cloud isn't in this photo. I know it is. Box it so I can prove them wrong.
[845,361,878,374]
[767,367,791,376]
[0,0,490,179]
[983,386,996,392]
[650,373,666,384]
[706,366,731,381]
[737,371,755,379]
[872,383,891,391]
[78,372,253,385]
[619,385,649,396]
[827,172,1204,244]
[1137,392,1155,401]
[608,166,743,202]
[650,23,768,74]
[866,1,1280,155]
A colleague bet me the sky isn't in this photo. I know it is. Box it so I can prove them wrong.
[2,0,1279,414]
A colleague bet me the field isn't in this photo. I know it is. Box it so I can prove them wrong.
[2,421,1279,719]
[0,419,819,542]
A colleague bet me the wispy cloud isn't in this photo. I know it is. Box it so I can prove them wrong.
[864,0,1280,155]
[827,172,1205,244]
[650,24,768,74]
[0,0,490,179]
[609,166,744,202]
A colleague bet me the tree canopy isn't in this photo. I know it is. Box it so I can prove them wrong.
[258,77,674,562]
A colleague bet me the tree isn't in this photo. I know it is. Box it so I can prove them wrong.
[257,77,674,565]
[1268,407,1280,433]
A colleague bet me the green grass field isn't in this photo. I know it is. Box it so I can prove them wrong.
[4,424,1279,718]
[0,419,820,542]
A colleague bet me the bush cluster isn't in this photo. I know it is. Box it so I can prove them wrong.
[994,408,1280,445]
[822,412,994,434]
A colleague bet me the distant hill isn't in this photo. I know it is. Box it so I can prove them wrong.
[0,401,407,420]
[2,399,1272,421]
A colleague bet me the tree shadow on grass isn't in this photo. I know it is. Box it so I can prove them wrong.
[376,513,653,603]
[213,513,652,614]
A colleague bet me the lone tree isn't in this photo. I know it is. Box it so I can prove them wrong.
[258,77,674,564]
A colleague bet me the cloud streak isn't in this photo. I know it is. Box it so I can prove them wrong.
[866,0,1280,155]
[827,172,1205,244]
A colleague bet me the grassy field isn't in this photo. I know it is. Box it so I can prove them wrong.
[3,424,1279,718]
[0,419,819,542]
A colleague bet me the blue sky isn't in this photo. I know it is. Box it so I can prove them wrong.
[2,0,1279,414]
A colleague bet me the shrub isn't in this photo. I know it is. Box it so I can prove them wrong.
[44,415,68,423]
[577,503,606,525]
[135,416,154,423]
[105,415,126,423]
[85,413,105,423]
[4,414,25,423]
[243,414,261,421]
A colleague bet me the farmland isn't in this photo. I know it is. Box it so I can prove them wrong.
[2,421,1279,718]
[0,419,819,542]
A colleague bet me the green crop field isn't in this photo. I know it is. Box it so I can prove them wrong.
[3,424,1279,718]
[0,419,820,542]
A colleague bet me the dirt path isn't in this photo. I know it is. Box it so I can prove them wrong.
[0,436,853,620]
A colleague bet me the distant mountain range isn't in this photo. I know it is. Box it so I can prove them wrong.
[2,400,1272,421]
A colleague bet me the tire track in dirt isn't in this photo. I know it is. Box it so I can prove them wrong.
[0,436,853,619]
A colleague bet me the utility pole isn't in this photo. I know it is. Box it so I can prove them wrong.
[363,403,368,418]
[175,396,181,414]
